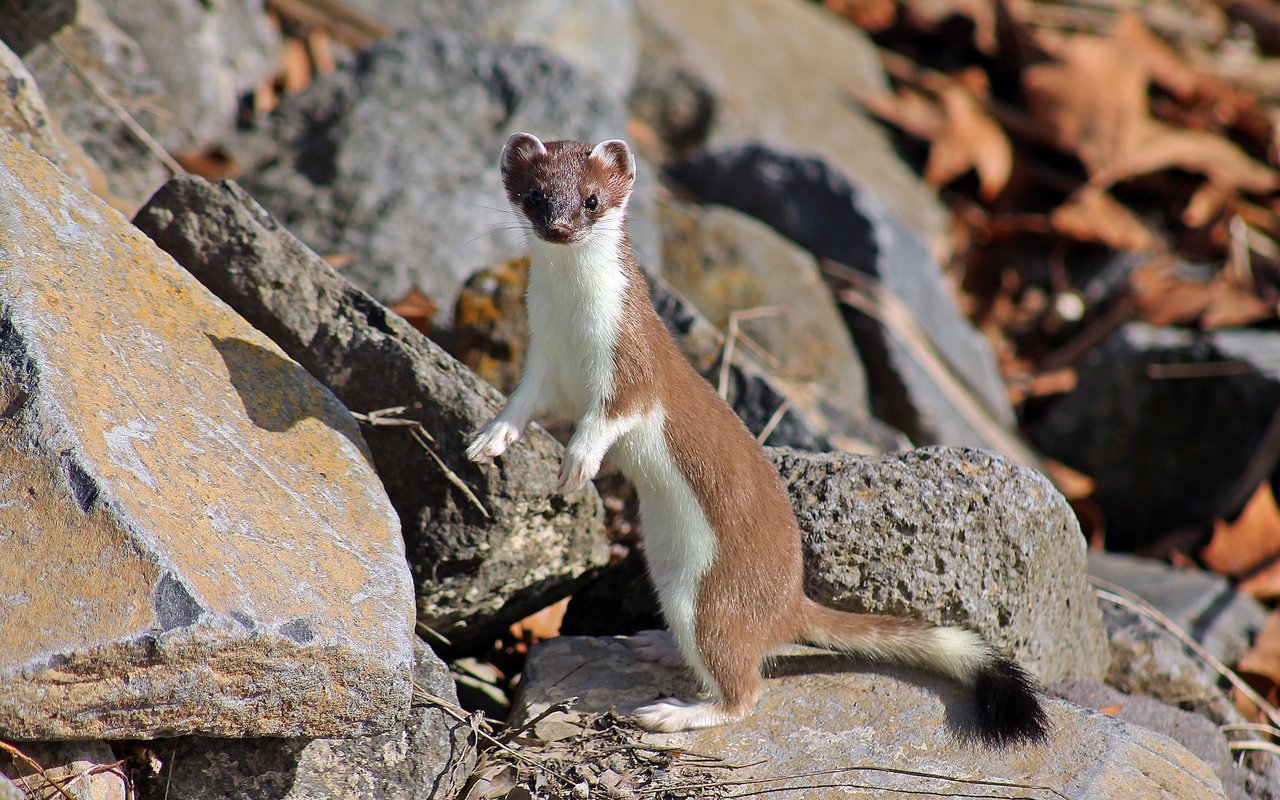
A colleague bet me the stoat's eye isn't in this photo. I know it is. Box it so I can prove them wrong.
[584,194,599,211]
[526,189,544,206]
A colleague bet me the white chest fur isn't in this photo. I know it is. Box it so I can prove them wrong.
[524,208,630,416]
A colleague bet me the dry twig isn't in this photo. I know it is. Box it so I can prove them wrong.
[351,406,490,519]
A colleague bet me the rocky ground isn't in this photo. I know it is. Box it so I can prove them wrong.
[2,1,1280,799]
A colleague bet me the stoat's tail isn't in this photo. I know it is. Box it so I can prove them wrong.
[800,600,1048,745]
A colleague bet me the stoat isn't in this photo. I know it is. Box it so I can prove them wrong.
[466,132,1048,744]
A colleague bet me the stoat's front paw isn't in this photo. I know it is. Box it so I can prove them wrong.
[556,449,601,494]
[466,420,519,463]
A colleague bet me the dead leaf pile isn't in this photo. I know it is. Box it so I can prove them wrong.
[837,0,1280,404]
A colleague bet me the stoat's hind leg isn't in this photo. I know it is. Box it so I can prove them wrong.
[632,623,765,733]
[624,629,686,670]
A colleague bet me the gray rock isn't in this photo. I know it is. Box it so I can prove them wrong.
[233,29,659,321]
[133,175,609,649]
[0,134,414,739]
[657,196,869,422]
[2,741,126,800]
[1052,679,1257,800]
[770,446,1109,683]
[100,0,280,150]
[514,637,1226,799]
[667,144,1016,451]
[135,639,476,800]
[1090,551,1265,666]
[0,0,75,55]
[0,775,20,800]
[633,0,948,244]
[1030,322,1280,549]
[12,0,174,209]
[335,0,638,100]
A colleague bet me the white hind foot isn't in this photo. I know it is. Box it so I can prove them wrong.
[624,629,685,669]
[633,698,743,732]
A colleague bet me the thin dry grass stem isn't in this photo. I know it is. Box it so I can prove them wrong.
[1229,740,1280,757]
[1221,722,1280,737]
[416,620,453,646]
[504,698,578,739]
[352,406,490,519]
[643,763,1071,800]
[1091,579,1280,731]
[1146,360,1259,379]
[756,398,792,445]
[717,307,783,399]
[413,687,578,787]
[820,259,1049,475]
[0,740,77,800]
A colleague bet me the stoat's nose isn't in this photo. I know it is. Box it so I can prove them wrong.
[542,220,575,243]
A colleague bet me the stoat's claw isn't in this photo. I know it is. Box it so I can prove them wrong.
[466,420,519,463]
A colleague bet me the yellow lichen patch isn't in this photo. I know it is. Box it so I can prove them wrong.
[0,136,412,659]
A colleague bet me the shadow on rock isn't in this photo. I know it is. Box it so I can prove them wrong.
[207,334,369,465]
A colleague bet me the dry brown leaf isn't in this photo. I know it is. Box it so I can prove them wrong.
[1050,188,1155,251]
[1023,34,1149,175]
[825,0,896,31]
[390,287,437,333]
[281,37,312,95]
[924,84,1013,200]
[1129,258,1275,328]
[858,86,946,141]
[1202,482,1280,596]
[1237,610,1280,699]
[902,0,998,54]
[1183,182,1233,229]
[1111,12,1199,102]
[1023,29,1279,194]
[1092,120,1279,195]
[508,597,569,644]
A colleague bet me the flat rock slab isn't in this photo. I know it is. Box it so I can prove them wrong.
[516,637,1226,800]
[0,135,414,739]
[770,446,1109,683]
[134,175,608,649]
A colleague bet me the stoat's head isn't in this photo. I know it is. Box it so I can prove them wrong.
[500,132,635,246]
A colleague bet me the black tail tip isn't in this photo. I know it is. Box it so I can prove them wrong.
[971,657,1050,746]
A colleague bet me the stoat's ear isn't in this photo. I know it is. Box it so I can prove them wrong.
[501,132,547,177]
[588,139,635,187]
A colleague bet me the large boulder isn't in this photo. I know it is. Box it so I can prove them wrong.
[133,639,476,800]
[633,0,948,244]
[232,29,660,322]
[134,175,609,650]
[512,637,1226,800]
[657,196,869,422]
[1029,322,1280,549]
[0,135,414,739]
[770,446,1108,682]
[668,145,1016,451]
